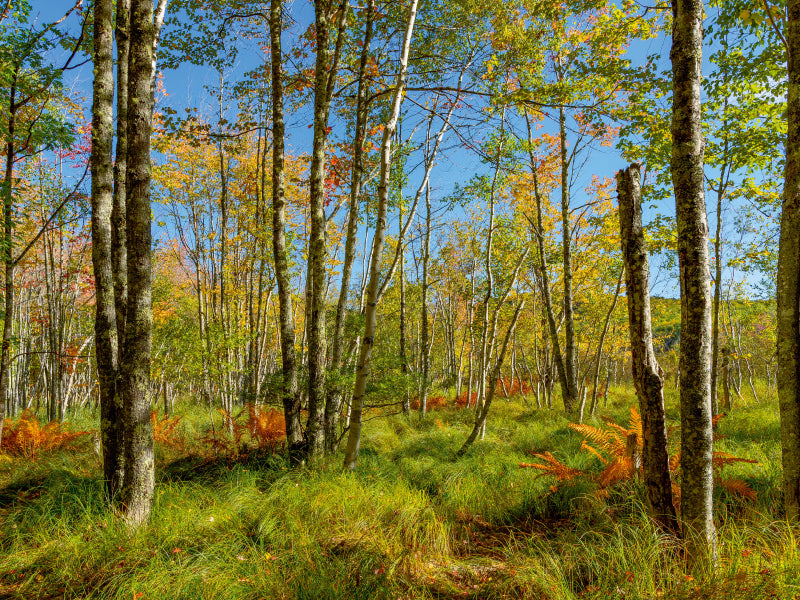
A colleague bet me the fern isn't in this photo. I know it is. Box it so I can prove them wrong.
[519,451,584,481]
[522,407,759,506]
[1,410,90,459]
[247,404,286,450]
[151,411,183,448]
[200,404,286,457]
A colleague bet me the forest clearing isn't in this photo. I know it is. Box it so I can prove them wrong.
[0,384,791,599]
[2,0,800,597]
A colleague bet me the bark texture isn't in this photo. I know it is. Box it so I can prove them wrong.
[305,0,346,459]
[113,0,130,350]
[270,0,302,458]
[617,163,680,536]
[120,0,156,526]
[778,0,800,521]
[671,0,716,564]
[91,0,124,499]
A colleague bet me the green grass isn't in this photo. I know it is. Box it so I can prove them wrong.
[0,383,797,599]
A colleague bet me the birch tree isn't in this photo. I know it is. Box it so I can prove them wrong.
[671,0,716,565]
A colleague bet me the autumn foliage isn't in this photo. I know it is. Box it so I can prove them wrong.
[409,395,450,411]
[151,411,184,449]
[200,404,286,457]
[0,410,91,459]
[521,407,758,504]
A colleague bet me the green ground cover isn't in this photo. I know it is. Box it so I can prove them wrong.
[0,384,795,599]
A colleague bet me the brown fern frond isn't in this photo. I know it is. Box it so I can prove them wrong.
[669,452,681,473]
[247,405,286,450]
[598,459,633,488]
[628,406,643,440]
[604,421,634,443]
[581,440,608,466]
[712,451,758,469]
[717,478,757,502]
[151,411,183,448]
[569,423,621,456]
[672,483,682,512]
[1,411,90,459]
[519,452,584,481]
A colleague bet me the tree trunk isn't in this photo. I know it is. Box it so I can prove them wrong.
[399,239,410,414]
[559,106,579,415]
[343,0,418,471]
[721,346,731,412]
[306,0,347,459]
[671,0,716,564]
[91,0,124,500]
[120,0,157,526]
[0,77,14,447]
[590,267,623,416]
[327,0,375,444]
[710,174,726,417]
[419,179,432,415]
[617,163,680,535]
[457,300,525,457]
[270,0,302,459]
[524,112,573,413]
[778,0,800,522]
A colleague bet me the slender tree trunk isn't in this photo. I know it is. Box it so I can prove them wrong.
[476,116,504,422]
[327,0,375,445]
[457,300,525,457]
[399,237,410,414]
[269,0,302,458]
[0,75,15,446]
[120,0,157,526]
[721,346,731,412]
[343,0,418,471]
[306,0,347,459]
[778,0,800,521]
[617,163,680,535]
[590,267,623,416]
[671,0,716,564]
[559,106,579,414]
[91,0,124,499]
[419,180,432,414]
[525,112,573,413]
[710,163,727,417]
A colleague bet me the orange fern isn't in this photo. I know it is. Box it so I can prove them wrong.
[523,407,759,505]
[519,451,584,481]
[200,404,286,457]
[150,410,183,448]
[247,404,286,450]
[1,410,90,459]
[717,478,758,502]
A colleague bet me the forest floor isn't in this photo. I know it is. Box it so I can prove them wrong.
[0,384,796,599]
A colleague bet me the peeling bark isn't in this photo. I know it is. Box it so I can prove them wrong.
[617,163,680,536]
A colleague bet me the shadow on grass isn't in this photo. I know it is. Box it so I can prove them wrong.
[389,434,461,463]
[0,469,101,513]
[158,448,289,485]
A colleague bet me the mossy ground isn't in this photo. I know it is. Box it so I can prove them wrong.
[0,383,795,599]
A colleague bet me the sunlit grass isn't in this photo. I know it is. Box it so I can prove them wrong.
[0,383,796,599]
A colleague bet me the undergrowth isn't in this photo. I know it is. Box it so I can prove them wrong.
[0,384,796,599]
